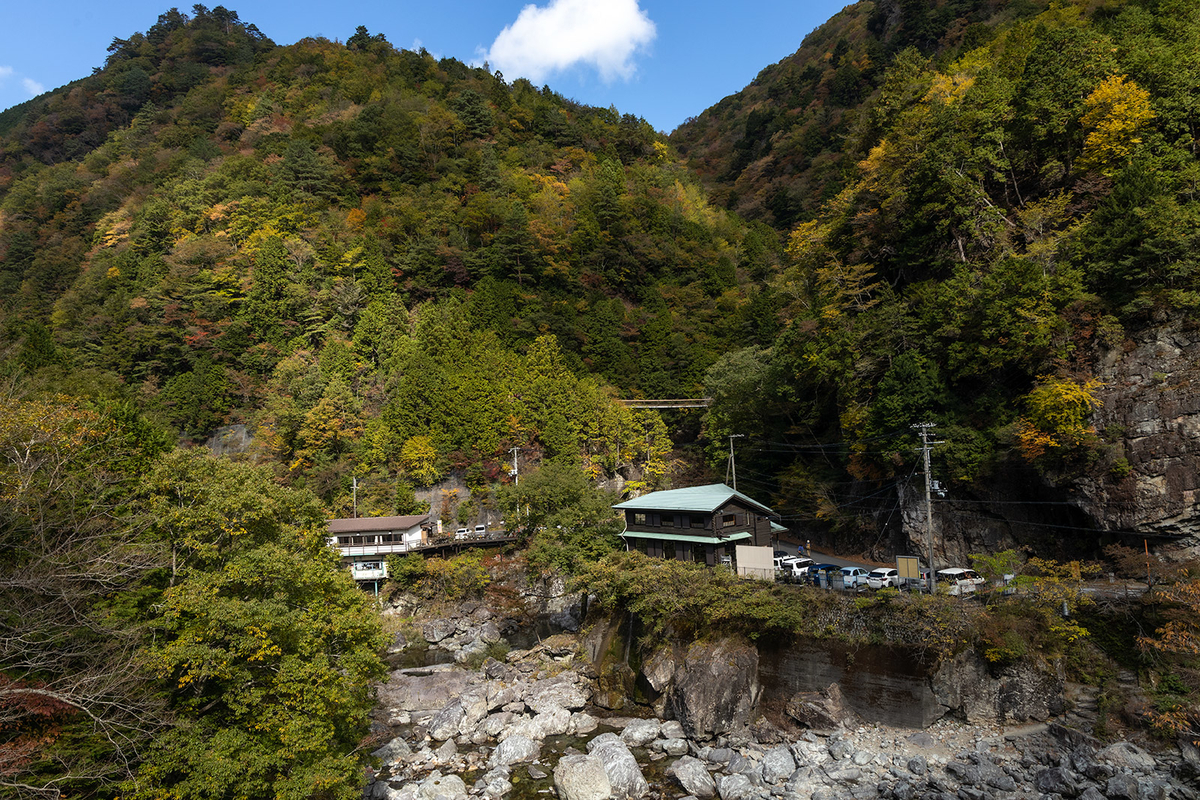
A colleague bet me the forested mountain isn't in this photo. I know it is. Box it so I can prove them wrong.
[671,0,1055,228]
[690,0,1200,557]
[0,6,781,513]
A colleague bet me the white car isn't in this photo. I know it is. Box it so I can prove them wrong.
[454,527,469,540]
[866,567,900,590]
[780,556,813,578]
[473,524,487,537]
[936,567,985,595]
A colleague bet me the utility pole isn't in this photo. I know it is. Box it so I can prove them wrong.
[510,447,520,486]
[913,423,944,594]
[352,476,357,519]
[728,434,745,490]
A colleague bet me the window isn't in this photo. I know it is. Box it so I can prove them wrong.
[690,516,705,529]
[632,538,648,554]
[661,514,674,527]
[721,514,737,528]
[663,541,676,560]
[692,543,706,563]
[632,512,647,526]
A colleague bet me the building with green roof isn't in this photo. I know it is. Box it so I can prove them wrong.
[613,483,782,567]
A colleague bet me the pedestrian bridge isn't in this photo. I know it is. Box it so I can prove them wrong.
[616,398,712,409]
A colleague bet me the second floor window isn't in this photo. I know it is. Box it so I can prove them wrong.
[721,514,737,528]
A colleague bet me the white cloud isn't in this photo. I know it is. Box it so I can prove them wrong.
[485,0,656,84]
[21,77,44,96]
[0,66,14,80]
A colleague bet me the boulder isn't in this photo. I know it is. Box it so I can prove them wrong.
[587,732,650,800]
[570,712,599,735]
[1097,741,1156,773]
[620,718,662,747]
[666,755,716,798]
[662,738,689,756]
[379,670,483,714]
[553,754,612,800]
[668,638,760,740]
[371,736,413,765]
[417,772,467,800]
[1034,766,1078,797]
[490,734,540,767]
[784,683,848,731]
[761,744,796,785]
[427,700,465,741]
[528,679,588,713]
[423,619,457,644]
[715,773,754,800]
[641,645,678,692]
[660,720,686,740]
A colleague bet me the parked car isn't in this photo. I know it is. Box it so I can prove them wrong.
[807,563,840,585]
[782,556,814,576]
[936,567,985,595]
[867,567,900,590]
[454,527,469,540]
[840,566,870,589]
[473,524,487,537]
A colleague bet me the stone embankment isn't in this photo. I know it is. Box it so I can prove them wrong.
[364,613,1198,800]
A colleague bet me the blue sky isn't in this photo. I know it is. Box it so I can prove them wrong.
[0,0,850,133]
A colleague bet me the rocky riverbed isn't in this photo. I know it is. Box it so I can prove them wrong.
[362,609,1199,800]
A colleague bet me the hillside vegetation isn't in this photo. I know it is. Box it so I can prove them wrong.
[0,6,782,513]
[690,0,1200,545]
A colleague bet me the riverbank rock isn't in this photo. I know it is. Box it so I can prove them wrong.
[553,753,611,800]
[666,755,717,798]
[785,683,848,731]
[668,639,759,741]
[587,732,649,800]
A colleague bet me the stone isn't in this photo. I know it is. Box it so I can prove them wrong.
[663,738,689,756]
[554,753,612,800]
[1097,742,1156,774]
[478,768,513,799]
[660,720,686,739]
[480,621,502,643]
[428,700,465,741]
[484,712,513,738]
[707,748,734,765]
[571,711,599,735]
[527,765,548,780]
[851,750,873,767]
[490,734,540,768]
[435,738,458,762]
[668,638,760,740]
[761,744,797,785]
[1077,788,1105,800]
[379,670,483,714]
[668,756,718,798]
[827,738,854,761]
[621,718,662,747]
[1034,766,1078,797]
[458,691,489,735]
[528,679,589,713]
[907,756,927,776]
[587,732,650,800]
[785,683,848,731]
[642,646,678,692]
[715,773,755,800]
[823,766,862,784]
[1105,773,1140,800]
[417,772,467,800]
[372,736,413,764]
[422,619,456,644]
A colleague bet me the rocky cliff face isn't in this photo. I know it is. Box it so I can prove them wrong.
[890,323,1200,565]
[1081,322,1200,551]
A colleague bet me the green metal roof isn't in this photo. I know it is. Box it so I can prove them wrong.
[613,483,776,516]
[770,521,788,534]
[620,530,753,544]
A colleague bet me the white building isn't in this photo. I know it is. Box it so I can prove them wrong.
[327,513,433,583]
